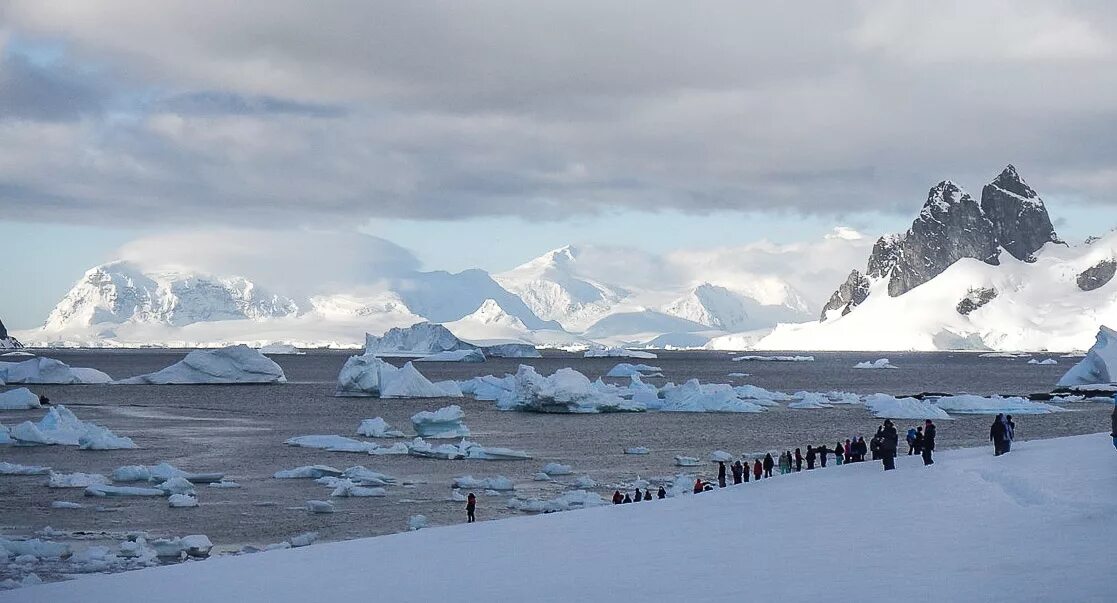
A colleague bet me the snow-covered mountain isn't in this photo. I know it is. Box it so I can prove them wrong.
[0,317,22,349]
[757,166,1112,351]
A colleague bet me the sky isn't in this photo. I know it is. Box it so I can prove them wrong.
[2,1,1117,328]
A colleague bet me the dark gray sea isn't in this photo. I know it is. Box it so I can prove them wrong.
[1,349,1110,578]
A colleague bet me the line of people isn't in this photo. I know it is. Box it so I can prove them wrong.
[612,486,667,503]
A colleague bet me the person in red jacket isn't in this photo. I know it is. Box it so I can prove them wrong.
[466,492,476,523]
[752,459,763,481]
[693,478,704,494]
[612,490,623,505]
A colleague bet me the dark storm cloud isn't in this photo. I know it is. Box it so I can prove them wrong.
[2,0,1116,227]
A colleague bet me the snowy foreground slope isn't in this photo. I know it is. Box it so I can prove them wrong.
[12,434,1115,603]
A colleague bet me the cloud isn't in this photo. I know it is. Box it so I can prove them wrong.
[2,1,1117,226]
[115,229,420,299]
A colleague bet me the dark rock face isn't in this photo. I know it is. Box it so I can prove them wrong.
[819,270,870,321]
[1077,259,1116,291]
[886,181,1000,297]
[0,317,6,339]
[0,318,22,348]
[956,287,998,315]
[866,235,902,279]
[980,165,1061,262]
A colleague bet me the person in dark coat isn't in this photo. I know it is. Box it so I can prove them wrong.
[743,460,750,483]
[844,439,853,463]
[657,486,667,499]
[835,442,845,466]
[870,426,883,460]
[717,461,727,488]
[805,445,816,470]
[856,437,868,461]
[623,493,632,503]
[763,453,775,478]
[467,492,477,522]
[793,448,802,472]
[922,420,936,465]
[1005,415,1015,453]
[634,487,643,501]
[731,460,743,485]
[880,419,899,470]
[817,444,829,467]
[991,413,1007,456]
[913,427,924,455]
[643,488,652,501]
[753,459,763,481]
[612,490,623,505]
[38,395,50,406]
[1110,400,1117,451]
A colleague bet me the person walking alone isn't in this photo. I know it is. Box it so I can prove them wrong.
[466,492,477,523]
[922,420,936,465]
[880,419,899,470]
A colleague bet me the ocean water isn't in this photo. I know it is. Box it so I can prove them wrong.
[1,349,1109,578]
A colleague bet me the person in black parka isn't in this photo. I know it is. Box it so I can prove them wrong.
[731,460,743,485]
[880,419,899,470]
[805,445,816,470]
[922,420,936,465]
[763,453,775,478]
[718,461,727,488]
[991,413,1007,456]
[818,444,829,468]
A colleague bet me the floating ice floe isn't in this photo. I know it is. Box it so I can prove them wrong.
[854,358,899,369]
[931,395,1067,415]
[407,437,531,461]
[51,501,83,509]
[674,456,701,467]
[286,435,381,453]
[862,394,952,420]
[259,343,303,355]
[1058,326,1117,387]
[709,451,733,462]
[411,405,470,439]
[8,405,135,449]
[540,462,573,476]
[306,500,335,514]
[48,472,109,488]
[356,417,405,438]
[732,355,815,362]
[573,475,596,489]
[452,475,514,491]
[85,484,166,497]
[0,388,41,410]
[335,355,397,397]
[369,442,410,455]
[532,472,551,481]
[415,349,486,363]
[1027,358,1058,365]
[329,480,387,498]
[654,380,768,412]
[980,351,1033,358]
[0,537,70,559]
[117,345,286,384]
[156,477,197,496]
[110,462,224,484]
[381,362,458,398]
[0,461,51,475]
[274,465,343,479]
[0,357,112,384]
[495,365,644,413]
[0,424,10,445]
[507,490,607,513]
[408,515,428,531]
[584,347,657,359]
[624,447,650,455]
[150,535,212,559]
[168,494,198,508]
[605,363,664,378]
[788,392,835,409]
[733,384,792,405]
[288,532,318,548]
[341,466,395,485]
[208,481,240,489]
[727,372,749,378]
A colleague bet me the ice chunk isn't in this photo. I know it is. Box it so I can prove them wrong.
[110,463,220,483]
[415,349,486,363]
[273,465,343,479]
[0,357,112,384]
[507,490,607,513]
[329,480,387,497]
[85,484,165,497]
[306,500,335,514]
[788,392,834,409]
[9,405,134,449]
[335,354,398,397]
[408,515,428,531]
[357,417,406,438]
[483,343,541,358]
[0,388,41,410]
[584,347,657,359]
[407,437,466,460]
[411,405,470,439]
[573,475,596,489]
[540,463,573,476]
[734,384,792,405]
[709,450,733,462]
[863,394,951,420]
[157,477,197,496]
[259,343,303,355]
[624,447,650,455]
[854,358,899,369]
[656,379,768,412]
[0,538,70,559]
[168,494,198,508]
[381,362,454,398]
[208,481,241,489]
[452,475,514,491]
[433,380,464,397]
[0,461,51,475]
[605,363,664,377]
[288,532,318,547]
[460,441,532,461]
[1028,358,1058,365]
[674,456,701,467]
[285,435,380,453]
[532,472,551,481]
[1058,326,1117,387]
[78,424,137,450]
[732,355,815,362]
[931,395,1066,415]
[369,442,410,455]
[117,345,286,384]
[48,472,109,488]
[497,365,645,413]
[365,322,478,356]
[51,501,84,509]
[181,535,213,557]
[341,466,395,486]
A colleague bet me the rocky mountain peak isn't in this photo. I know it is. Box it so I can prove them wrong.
[980,164,1060,262]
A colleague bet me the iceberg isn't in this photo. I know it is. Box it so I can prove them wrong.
[1057,326,1117,387]
[156,476,197,496]
[285,434,381,453]
[411,405,470,439]
[341,466,395,486]
[483,343,541,358]
[47,472,109,488]
[0,387,41,410]
[365,323,479,356]
[415,349,486,363]
[540,462,573,476]
[452,475,514,491]
[51,501,84,509]
[605,363,664,377]
[573,475,596,489]
[788,392,835,409]
[9,405,135,449]
[273,465,343,479]
[863,394,952,420]
[584,347,657,359]
[407,437,467,460]
[733,384,792,405]
[168,493,199,508]
[110,462,223,484]
[506,489,608,513]
[931,395,1066,415]
[335,354,398,397]
[329,480,387,498]
[624,447,650,455]
[0,357,112,384]
[1028,358,1058,365]
[408,515,428,531]
[496,365,645,413]
[655,379,768,412]
[85,484,166,497]
[853,358,899,369]
[117,345,286,384]
[709,450,733,462]
[0,538,70,559]
[381,362,456,398]
[259,343,304,355]
[674,456,702,467]
[356,417,405,438]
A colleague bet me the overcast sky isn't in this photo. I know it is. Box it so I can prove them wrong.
[3,1,1117,327]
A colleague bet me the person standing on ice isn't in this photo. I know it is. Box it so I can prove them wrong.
[612,490,623,505]
[693,478,704,494]
[922,420,936,465]
[991,414,1008,456]
[644,488,653,501]
[880,420,899,470]
[466,492,477,523]
[633,487,643,501]
[753,459,763,481]
[1004,415,1015,453]
[657,486,667,499]
[793,448,803,472]
[906,428,918,455]
[805,445,816,470]
[731,460,743,485]
[817,444,829,467]
[844,439,853,463]
[913,427,924,456]
[835,442,845,466]
[763,453,775,478]
[718,461,727,488]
